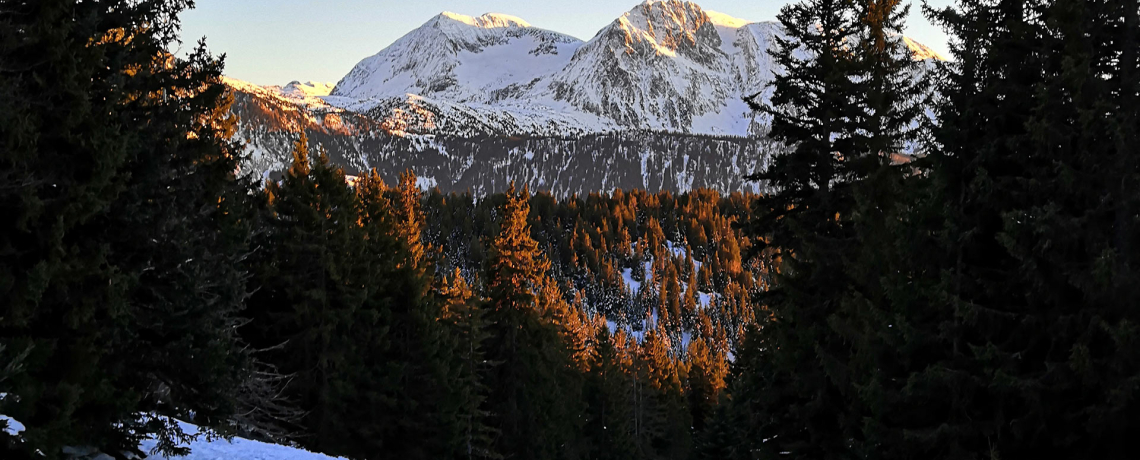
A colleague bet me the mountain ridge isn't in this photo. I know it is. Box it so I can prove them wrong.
[312,0,939,137]
[222,0,939,194]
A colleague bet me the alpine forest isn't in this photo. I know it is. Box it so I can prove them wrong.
[1,0,1138,459]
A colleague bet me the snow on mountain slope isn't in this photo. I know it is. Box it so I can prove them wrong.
[220,0,941,193]
[324,0,941,136]
[331,11,582,103]
[224,77,338,111]
[280,81,336,98]
[901,35,946,61]
[543,0,739,130]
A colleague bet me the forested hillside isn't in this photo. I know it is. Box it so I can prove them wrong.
[424,186,765,351]
[242,137,763,459]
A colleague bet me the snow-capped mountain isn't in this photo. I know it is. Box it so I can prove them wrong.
[324,0,939,136]
[542,1,776,133]
[223,0,943,194]
[332,12,580,103]
[280,80,337,99]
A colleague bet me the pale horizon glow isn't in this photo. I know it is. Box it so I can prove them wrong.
[179,0,954,86]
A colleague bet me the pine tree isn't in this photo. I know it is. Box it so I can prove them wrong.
[440,269,498,460]
[685,336,728,434]
[358,169,474,460]
[811,0,1140,458]
[693,393,746,460]
[246,134,370,450]
[583,324,638,460]
[739,0,867,457]
[249,154,469,460]
[832,0,926,456]
[482,183,583,460]
[538,276,593,370]
[861,0,1140,457]
[0,1,254,456]
[631,327,691,460]
[392,169,427,268]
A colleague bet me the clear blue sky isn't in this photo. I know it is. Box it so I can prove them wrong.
[178,0,954,86]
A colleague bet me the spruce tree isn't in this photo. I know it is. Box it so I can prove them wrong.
[684,336,728,434]
[739,0,866,457]
[440,269,498,460]
[392,169,427,268]
[356,169,466,460]
[246,134,369,451]
[693,393,747,460]
[482,183,582,460]
[0,1,254,457]
[869,0,1140,457]
[624,327,692,460]
[250,154,469,459]
[833,0,926,456]
[818,0,1140,458]
[583,325,638,460]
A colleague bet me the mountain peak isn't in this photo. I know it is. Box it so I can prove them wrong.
[626,0,708,23]
[597,0,720,58]
[703,9,752,28]
[435,11,532,29]
[282,81,336,98]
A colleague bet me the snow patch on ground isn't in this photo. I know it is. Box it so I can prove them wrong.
[415,176,439,190]
[139,420,343,460]
[622,268,642,295]
[0,393,23,437]
[0,414,24,436]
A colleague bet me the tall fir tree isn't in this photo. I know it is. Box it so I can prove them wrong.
[246,134,370,451]
[440,269,498,460]
[0,1,255,457]
[392,169,428,269]
[355,169,468,460]
[248,148,470,460]
[482,183,583,460]
[833,0,927,457]
[630,327,691,460]
[684,335,728,435]
[738,0,867,457]
[583,324,637,460]
[867,0,1140,457]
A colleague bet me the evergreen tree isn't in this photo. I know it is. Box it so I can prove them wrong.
[685,336,728,434]
[482,183,583,460]
[440,269,498,460]
[739,0,867,457]
[249,153,469,459]
[0,1,254,456]
[833,0,926,456]
[352,168,464,460]
[693,393,746,460]
[628,327,691,460]
[583,325,638,460]
[848,0,1140,457]
[392,169,427,268]
[246,135,370,450]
